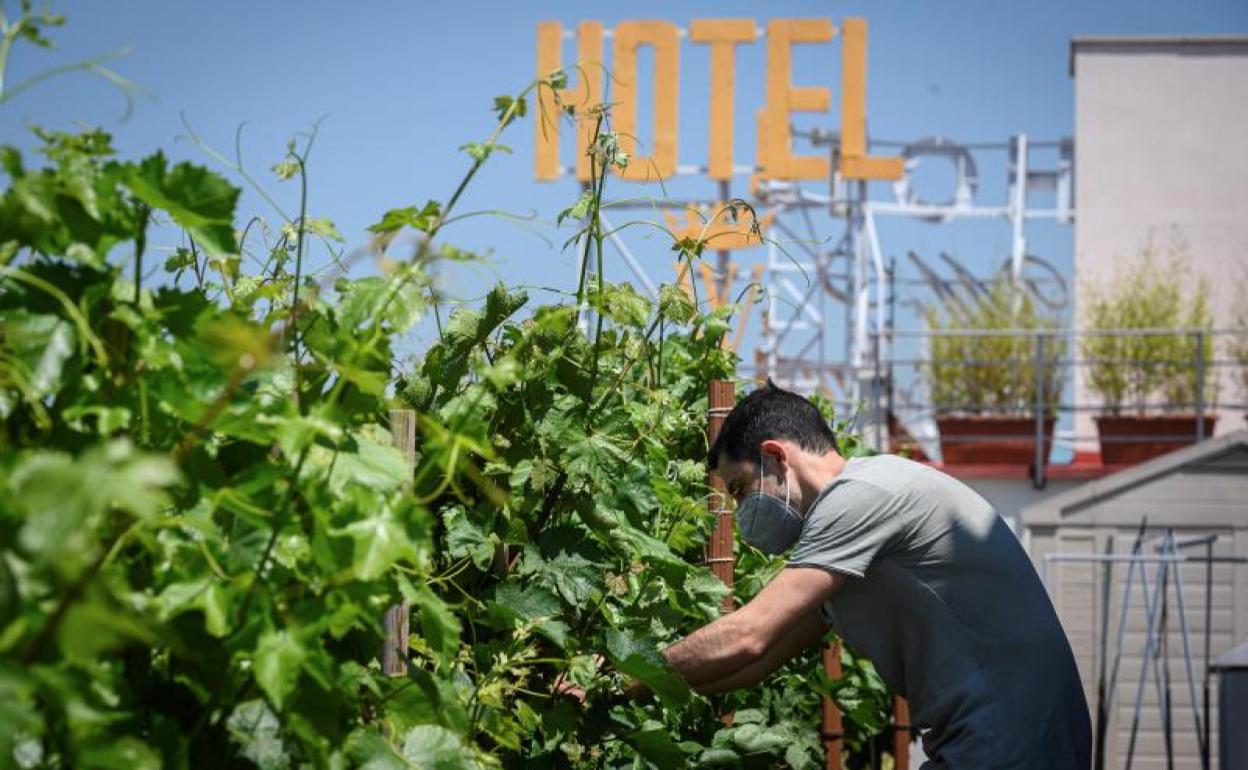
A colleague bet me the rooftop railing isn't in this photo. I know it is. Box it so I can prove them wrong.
[756,327,1248,487]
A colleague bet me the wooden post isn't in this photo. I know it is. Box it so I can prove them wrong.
[893,696,911,769]
[707,379,736,727]
[381,603,409,678]
[389,408,419,470]
[382,409,418,677]
[706,380,736,606]
[822,641,844,770]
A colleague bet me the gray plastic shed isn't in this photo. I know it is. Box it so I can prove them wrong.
[1210,641,1248,770]
[1021,430,1248,770]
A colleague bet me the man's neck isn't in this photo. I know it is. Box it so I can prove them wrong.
[796,450,847,513]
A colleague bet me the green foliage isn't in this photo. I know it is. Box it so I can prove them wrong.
[368,201,442,238]
[1081,231,1214,414]
[123,151,240,255]
[0,16,895,767]
[923,273,1065,415]
[0,118,724,767]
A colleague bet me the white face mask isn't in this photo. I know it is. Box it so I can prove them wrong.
[734,455,804,554]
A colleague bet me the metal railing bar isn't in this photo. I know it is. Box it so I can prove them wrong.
[883,327,1247,338]
[886,357,1240,368]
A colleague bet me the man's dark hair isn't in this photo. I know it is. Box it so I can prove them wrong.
[707,380,837,470]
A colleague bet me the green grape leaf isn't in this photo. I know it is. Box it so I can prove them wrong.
[400,725,478,770]
[12,441,179,569]
[335,505,418,581]
[226,700,290,770]
[366,200,442,238]
[488,583,568,648]
[0,311,75,416]
[253,630,307,710]
[336,273,424,333]
[443,505,494,570]
[520,550,601,606]
[78,737,162,770]
[123,151,240,255]
[605,628,690,709]
[347,730,407,770]
[400,579,461,669]
[629,723,697,770]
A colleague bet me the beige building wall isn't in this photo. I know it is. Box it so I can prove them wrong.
[1072,38,1248,447]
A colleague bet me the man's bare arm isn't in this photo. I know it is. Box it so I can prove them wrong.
[696,609,829,694]
[662,566,845,689]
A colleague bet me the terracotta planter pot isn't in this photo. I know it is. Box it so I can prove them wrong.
[887,412,930,462]
[936,416,1055,465]
[1095,414,1217,465]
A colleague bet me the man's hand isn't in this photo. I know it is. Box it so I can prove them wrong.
[551,653,606,705]
[552,655,655,704]
[620,676,653,703]
[661,566,845,693]
[551,676,587,704]
[556,567,843,703]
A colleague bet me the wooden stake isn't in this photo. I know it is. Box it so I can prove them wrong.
[382,409,418,677]
[381,602,410,678]
[822,641,844,770]
[706,380,736,605]
[389,409,419,471]
[893,695,911,769]
[706,379,736,727]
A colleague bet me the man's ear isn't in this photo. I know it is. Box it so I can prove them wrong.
[758,439,789,473]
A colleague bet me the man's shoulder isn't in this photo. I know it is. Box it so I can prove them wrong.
[807,458,902,519]
[836,453,928,492]
[847,453,983,496]
[822,453,994,536]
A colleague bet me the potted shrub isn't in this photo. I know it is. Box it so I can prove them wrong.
[923,274,1064,464]
[1082,232,1215,464]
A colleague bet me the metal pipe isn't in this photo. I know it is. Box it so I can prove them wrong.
[1009,134,1028,287]
[1126,551,1169,770]
[1170,534,1219,549]
[1202,540,1213,770]
[1167,531,1207,767]
[1044,554,1247,565]
[1194,330,1206,443]
[889,326,1245,338]
[1093,535,1115,770]
[1160,532,1173,770]
[598,212,659,299]
[874,333,883,452]
[1104,522,1148,729]
[1033,334,1046,488]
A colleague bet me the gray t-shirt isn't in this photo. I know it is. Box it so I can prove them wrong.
[787,454,1090,770]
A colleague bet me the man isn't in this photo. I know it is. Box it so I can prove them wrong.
[657,381,1091,769]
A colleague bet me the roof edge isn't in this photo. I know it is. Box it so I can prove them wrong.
[1020,429,1248,527]
[1069,35,1248,76]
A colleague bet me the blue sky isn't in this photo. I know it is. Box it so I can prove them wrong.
[3,0,1246,361]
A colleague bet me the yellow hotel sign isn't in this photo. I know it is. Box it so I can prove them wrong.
[535,18,902,183]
